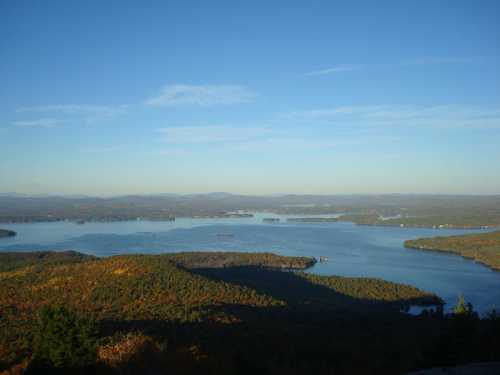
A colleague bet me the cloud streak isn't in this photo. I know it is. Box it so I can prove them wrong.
[13,118,62,128]
[283,105,500,129]
[16,104,127,117]
[16,104,128,125]
[157,125,272,144]
[304,64,363,77]
[154,123,400,158]
[154,105,498,159]
[304,58,480,77]
[146,84,256,107]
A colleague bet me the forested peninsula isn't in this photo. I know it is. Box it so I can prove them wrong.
[405,230,500,271]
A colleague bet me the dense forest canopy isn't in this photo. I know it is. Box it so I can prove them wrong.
[0,250,461,374]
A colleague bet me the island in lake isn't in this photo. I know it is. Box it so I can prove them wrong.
[405,230,500,271]
[0,229,16,238]
[262,217,280,222]
[287,217,339,223]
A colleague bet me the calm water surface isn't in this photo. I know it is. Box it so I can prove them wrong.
[1,213,499,314]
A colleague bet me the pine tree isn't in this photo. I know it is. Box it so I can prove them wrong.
[31,306,97,370]
[453,294,470,315]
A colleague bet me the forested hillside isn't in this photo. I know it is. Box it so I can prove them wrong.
[0,251,498,374]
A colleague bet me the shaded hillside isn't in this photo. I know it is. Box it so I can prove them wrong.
[405,231,500,271]
[0,251,94,272]
[406,361,500,374]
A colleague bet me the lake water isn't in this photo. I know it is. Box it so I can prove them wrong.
[1,212,499,314]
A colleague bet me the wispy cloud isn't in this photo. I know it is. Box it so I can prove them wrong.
[154,123,398,158]
[283,105,500,129]
[16,104,127,117]
[304,58,480,77]
[146,84,256,107]
[16,104,127,124]
[304,64,363,77]
[157,125,272,144]
[283,106,385,120]
[13,118,62,128]
[226,137,343,153]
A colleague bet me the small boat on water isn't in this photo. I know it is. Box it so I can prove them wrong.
[319,256,328,262]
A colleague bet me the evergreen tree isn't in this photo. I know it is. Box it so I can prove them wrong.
[453,295,470,315]
[30,306,97,370]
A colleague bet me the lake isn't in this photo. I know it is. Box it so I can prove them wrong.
[1,212,499,314]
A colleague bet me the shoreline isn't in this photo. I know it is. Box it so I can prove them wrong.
[404,243,500,273]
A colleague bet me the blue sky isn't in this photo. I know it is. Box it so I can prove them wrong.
[1,0,499,195]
